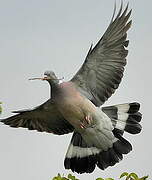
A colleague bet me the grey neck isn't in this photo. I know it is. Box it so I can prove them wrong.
[48,80,60,99]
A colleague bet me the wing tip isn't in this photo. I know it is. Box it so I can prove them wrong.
[111,1,131,23]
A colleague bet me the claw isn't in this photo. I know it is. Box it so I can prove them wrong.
[85,114,92,124]
[79,114,92,129]
[80,123,86,129]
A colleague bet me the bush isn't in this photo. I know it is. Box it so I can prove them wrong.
[0,102,2,114]
[51,172,149,180]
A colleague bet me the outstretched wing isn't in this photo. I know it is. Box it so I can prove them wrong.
[1,100,74,135]
[71,3,132,106]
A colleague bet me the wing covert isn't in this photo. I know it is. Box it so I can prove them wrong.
[1,100,74,135]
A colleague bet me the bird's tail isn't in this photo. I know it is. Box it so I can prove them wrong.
[64,102,142,174]
[102,102,142,135]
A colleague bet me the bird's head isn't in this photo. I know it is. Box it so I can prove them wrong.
[42,71,59,81]
[29,70,62,85]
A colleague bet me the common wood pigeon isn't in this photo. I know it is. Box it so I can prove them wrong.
[1,2,142,174]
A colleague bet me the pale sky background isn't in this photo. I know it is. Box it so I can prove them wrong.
[0,0,151,180]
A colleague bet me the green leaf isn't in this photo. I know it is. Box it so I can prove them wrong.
[0,102,2,114]
[96,178,105,180]
[52,177,59,180]
[61,178,68,180]
[139,176,149,180]
[52,178,57,180]
[68,174,74,180]
[68,174,79,180]
[105,178,115,180]
[52,174,63,180]
[128,173,139,180]
[120,172,129,179]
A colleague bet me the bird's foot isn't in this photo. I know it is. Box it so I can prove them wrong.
[84,114,92,125]
[80,123,86,129]
[79,114,92,129]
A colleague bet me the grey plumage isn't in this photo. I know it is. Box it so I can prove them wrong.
[102,102,142,134]
[64,102,141,173]
[1,2,142,174]
[1,100,74,135]
[71,3,131,106]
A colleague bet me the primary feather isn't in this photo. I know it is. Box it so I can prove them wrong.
[71,3,132,106]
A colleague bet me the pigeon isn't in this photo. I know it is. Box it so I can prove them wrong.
[1,2,142,174]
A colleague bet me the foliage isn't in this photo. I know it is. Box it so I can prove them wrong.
[52,173,79,180]
[96,178,114,180]
[119,172,149,180]
[51,172,149,180]
[0,102,2,114]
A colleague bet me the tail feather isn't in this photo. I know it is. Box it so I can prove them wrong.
[112,128,132,154]
[102,102,142,134]
[64,132,98,173]
[64,130,132,173]
[127,102,140,113]
[97,128,132,170]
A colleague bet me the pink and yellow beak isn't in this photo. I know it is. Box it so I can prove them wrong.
[29,77,51,81]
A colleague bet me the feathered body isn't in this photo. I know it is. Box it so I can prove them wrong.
[1,2,142,174]
[54,82,97,130]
